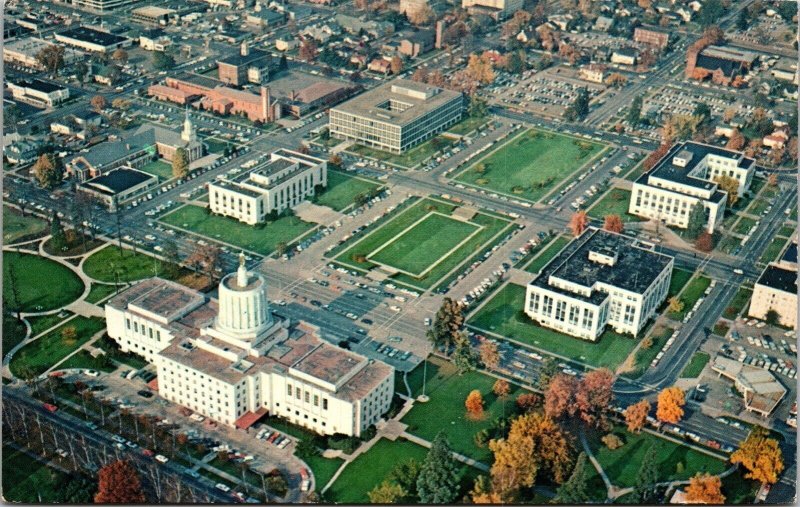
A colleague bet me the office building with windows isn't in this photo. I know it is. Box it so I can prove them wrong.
[208,149,327,225]
[329,79,463,153]
[105,256,393,435]
[524,227,673,340]
[629,141,756,233]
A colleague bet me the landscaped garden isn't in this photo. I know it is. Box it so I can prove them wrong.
[139,159,174,180]
[3,252,84,312]
[9,316,105,378]
[722,287,752,319]
[401,357,520,462]
[758,236,788,265]
[3,206,47,244]
[83,245,172,283]
[467,283,637,369]
[668,275,711,320]
[160,204,316,256]
[454,128,606,204]
[625,324,675,379]
[315,170,381,212]
[588,188,644,222]
[85,284,121,304]
[332,198,512,290]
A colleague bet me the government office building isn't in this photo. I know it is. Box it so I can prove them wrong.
[208,149,327,225]
[524,228,673,340]
[105,257,393,436]
[328,79,463,153]
[628,141,756,233]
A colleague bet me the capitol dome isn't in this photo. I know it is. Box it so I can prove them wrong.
[216,253,271,341]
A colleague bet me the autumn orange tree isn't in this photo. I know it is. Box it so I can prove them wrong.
[94,460,147,503]
[575,368,614,427]
[624,400,650,433]
[479,340,499,371]
[726,129,746,150]
[643,143,670,171]
[685,473,726,504]
[465,389,485,419]
[493,379,510,398]
[656,386,685,424]
[568,210,589,237]
[603,214,624,234]
[516,393,540,413]
[730,426,784,485]
[544,373,578,419]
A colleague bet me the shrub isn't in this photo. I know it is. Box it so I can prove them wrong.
[602,434,624,450]
[327,433,361,454]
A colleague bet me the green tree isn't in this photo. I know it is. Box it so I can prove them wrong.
[536,356,560,390]
[416,432,459,503]
[736,8,749,30]
[426,297,464,351]
[388,459,421,499]
[50,213,67,251]
[693,102,711,122]
[631,444,659,503]
[556,452,590,503]
[697,0,725,27]
[172,148,189,178]
[452,332,478,373]
[368,480,407,503]
[564,87,590,121]
[35,44,65,77]
[152,51,175,71]
[75,61,89,83]
[468,96,488,118]
[627,95,643,126]
[504,50,526,75]
[686,202,707,240]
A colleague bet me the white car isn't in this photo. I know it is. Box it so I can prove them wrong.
[84,369,100,377]
[155,455,169,464]
[215,483,231,492]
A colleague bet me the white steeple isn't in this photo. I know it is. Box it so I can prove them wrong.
[181,107,196,143]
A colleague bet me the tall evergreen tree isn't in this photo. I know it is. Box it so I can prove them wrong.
[686,202,707,240]
[556,452,590,503]
[50,213,67,251]
[452,332,478,373]
[631,444,659,503]
[416,432,459,504]
[425,298,464,351]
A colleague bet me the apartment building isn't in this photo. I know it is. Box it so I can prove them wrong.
[208,149,327,225]
[105,257,393,435]
[462,0,523,19]
[629,142,756,233]
[329,79,463,153]
[749,244,798,329]
[524,228,674,340]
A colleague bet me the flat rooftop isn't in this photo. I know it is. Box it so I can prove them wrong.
[292,343,364,386]
[107,277,207,322]
[756,264,797,294]
[13,78,66,93]
[57,26,128,47]
[331,78,462,126]
[637,141,753,197]
[81,167,155,196]
[132,5,176,16]
[530,228,673,303]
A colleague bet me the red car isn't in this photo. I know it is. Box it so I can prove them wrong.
[42,403,58,413]
[142,449,155,457]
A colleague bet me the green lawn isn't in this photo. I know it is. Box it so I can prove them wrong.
[315,171,381,212]
[401,357,519,462]
[28,312,73,338]
[668,268,694,298]
[2,445,88,503]
[523,236,570,274]
[668,275,711,320]
[717,234,742,255]
[723,288,752,319]
[680,352,710,378]
[304,454,344,491]
[333,198,512,290]
[626,324,674,379]
[3,252,85,312]
[455,128,606,204]
[85,283,122,304]
[369,213,480,276]
[139,159,174,180]
[3,314,27,353]
[746,198,770,217]
[733,216,757,235]
[721,468,759,503]
[3,206,47,244]
[468,283,637,369]
[206,138,232,154]
[758,237,787,265]
[777,224,795,238]
[588,188,644,222]
[588,426,726,488]
[447,114,489,136]
[56,349,115,372]
[9,316,105,378]
[326,438,429,503]
[349,135,454,169]
[83,245,170,283]
[160,205,315,256]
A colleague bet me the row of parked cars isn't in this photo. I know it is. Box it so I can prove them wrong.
[256,427,292,449]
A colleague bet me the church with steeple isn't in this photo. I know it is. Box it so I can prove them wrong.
[128,107,204,164]
[104,255,394,436]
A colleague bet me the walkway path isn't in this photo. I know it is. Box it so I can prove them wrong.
[578,428,615,501]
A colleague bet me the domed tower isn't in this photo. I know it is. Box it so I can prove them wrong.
[216,253,271,341]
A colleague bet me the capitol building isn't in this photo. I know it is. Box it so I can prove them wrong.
[105,255,393,436]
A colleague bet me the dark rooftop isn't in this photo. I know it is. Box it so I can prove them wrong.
[695,54,745,78]
[530,228,673,303]
[82,168,155,195]
[14,79,66,93]
[781,242,797,265]
[218,48,271,67]
[58,26,128,47]
[757,264,797,294]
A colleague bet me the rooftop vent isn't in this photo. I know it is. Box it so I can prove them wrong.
[180,342,195,350]
[673,150,693,167]
[588,246,618,267]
